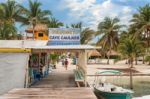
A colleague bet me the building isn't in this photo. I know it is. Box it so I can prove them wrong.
[25,24,48,40]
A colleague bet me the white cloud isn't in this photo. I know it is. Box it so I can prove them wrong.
[61,0,133,30]
[123,6,132,14]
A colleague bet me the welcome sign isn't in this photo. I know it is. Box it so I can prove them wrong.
[47,28,80,45]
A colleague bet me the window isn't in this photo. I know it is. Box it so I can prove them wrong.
[38,33,43,37]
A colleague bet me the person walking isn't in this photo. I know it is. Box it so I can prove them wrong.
[64,59,68,70]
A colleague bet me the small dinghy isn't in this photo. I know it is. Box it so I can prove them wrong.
[93,70,133,99]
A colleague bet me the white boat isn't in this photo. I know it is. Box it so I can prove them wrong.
[93,70,133,99]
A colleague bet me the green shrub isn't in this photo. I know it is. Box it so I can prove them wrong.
[145,56,150,65]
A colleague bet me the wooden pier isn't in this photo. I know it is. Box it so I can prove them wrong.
[30,69,76,88]
[0,65,97,99]
[0,88,96,99]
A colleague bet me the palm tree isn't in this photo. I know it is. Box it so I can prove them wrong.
[48,17,63,28]
[96,17,124,64]
[70,22,96,44]
[145,48,150,65]
[0,21,17,40]
[118,35,143,89]
[0,0,23,22]
[120,31,145,65]
[71,22,82,30]
[80,28,96,44]
[20,0,51,39]
[0,0,22,39]
[130,4,150,47]
[70,22,95,44]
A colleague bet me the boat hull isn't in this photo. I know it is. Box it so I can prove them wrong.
[94,87,132,99]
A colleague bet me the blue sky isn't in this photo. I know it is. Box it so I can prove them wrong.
[1,0,150,31]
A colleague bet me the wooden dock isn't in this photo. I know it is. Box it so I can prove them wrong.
[0,65,97,99]
[30,69,76,88]
[0,88,97,99]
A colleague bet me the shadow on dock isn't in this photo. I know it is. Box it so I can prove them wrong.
[30,69,76,88]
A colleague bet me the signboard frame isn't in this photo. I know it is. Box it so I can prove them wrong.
[48,28,81,45]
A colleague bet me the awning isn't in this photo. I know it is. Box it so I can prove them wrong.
[0,40,100,50]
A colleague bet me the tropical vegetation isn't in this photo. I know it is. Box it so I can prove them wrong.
[130,4,150,47]
[80,28,96,44]
[70,22,82,30]
[0,0,150,93]
[48,17,63,28]
[117,34,144,89]
[96,17,124,64]
[49,53,59,65]
[0,21,17,39]
[0,0,150,67]
[0,0,21,39]
[145,55,150,65]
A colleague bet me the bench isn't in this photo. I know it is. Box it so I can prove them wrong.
[73,69,85,87]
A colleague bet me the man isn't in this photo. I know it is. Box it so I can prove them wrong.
[64,59,68,70]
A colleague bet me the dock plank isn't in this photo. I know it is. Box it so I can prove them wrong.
[0,88,97,99]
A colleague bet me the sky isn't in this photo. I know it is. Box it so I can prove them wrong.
[0,0,150,31]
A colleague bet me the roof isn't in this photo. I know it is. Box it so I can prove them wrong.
[33,45,98,50]
[0,40,100,50]
[89,50,101,57]
[25,24,48,33]
[0,40,47,48]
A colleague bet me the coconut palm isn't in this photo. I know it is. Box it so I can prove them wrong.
[0,0,23,22]
[70,22,95,44]
[21,0,51,25]
[80,28,96,44]
[118,35,143,89]
[71,22,82,30]
[48,17,63,28]
[20,0,51,39]
[120,31,145,65]
[0,0,22,39]
[0,21,17,40]
[130,4,150,47]
[96,17,124,64]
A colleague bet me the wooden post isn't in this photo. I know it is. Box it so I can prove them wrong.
[39,52,41,72]
[24,53,30,88]
[84,50,88,87]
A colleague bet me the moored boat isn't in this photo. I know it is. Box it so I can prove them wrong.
[93,70,133,99]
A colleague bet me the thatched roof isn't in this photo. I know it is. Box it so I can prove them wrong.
[89,50,101,57]
[25,24,48,33]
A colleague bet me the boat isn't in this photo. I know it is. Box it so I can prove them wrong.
[93,70,133,99]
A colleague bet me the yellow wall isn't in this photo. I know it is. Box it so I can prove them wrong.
[34,31,48,40]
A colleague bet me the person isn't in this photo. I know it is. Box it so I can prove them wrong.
[64,59,68,70]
